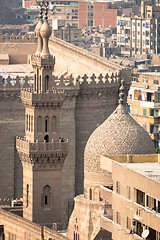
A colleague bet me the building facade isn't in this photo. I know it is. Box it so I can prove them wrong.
[101,154,160,240]
[117,15,160,56]
[128,72,160,147]
[78,1,117,28]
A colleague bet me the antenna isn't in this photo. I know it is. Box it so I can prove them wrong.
[141,229,149,239]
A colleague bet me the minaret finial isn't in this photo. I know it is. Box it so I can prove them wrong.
[118,78,125,105]
[35,0,44,55]
[40,1,52,57]
[44,2,49,21]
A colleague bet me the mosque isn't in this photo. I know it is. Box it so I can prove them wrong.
[0,2,159,240]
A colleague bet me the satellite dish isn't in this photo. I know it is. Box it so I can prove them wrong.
[141,229,149,239]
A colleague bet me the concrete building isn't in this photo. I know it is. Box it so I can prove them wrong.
[49,0,79,28]
[101,154,160,240]
[22,0,37,8]
[117,15,160,56]
[53,28,82,46]
[128,72,160,147]
[78,1,117,28]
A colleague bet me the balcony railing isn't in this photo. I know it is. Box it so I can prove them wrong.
[16,137,69,155]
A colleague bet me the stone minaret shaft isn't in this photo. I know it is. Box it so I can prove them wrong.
[16,3,68,228]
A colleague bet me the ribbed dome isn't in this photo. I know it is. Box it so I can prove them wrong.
[84,104,155,174]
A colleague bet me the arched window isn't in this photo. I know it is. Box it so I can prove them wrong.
[31,116,33,132]
[52,116,56,132]
[42,185,51,209]
[29,115,31,132]
[37,69,39,93]
[45,75,49,92]
[26,184,29,208]
[34,74,36,92]
[40,75,41,91]
[45,116,49,132]
[26,114,28,131]
[37,116,42,133]
[89,189,92,200]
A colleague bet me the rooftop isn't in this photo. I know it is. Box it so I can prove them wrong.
[0,64,33,78]
[124,162,160,182]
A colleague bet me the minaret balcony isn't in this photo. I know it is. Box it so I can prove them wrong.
[31,54,55,67]
[16,137,68,156]
[21,88,65,107]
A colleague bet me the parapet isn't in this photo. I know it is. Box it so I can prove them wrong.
[0,33,37,43]
[53,72,121,89]
[21,88,65,107]
[0,76,31,90]
[16,136,69,168]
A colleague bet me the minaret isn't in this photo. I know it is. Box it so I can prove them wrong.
[16,2,68,228]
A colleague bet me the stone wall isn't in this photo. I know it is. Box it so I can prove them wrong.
[0,208,68,240]
[0,33,37,64]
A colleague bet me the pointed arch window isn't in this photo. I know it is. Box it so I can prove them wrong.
[41,185,52,209]
[26,184,29,208]
[29,115,31,132]
[31,116,33,132]
[45,75,49,92]
[26,114,28,131]
[45,116,49,132]
[40,75,41,91]
[34,74,36,92]
[37,116,42,133]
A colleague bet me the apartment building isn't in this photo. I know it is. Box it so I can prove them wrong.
[117,15,160,56]
[101,154,160,240]
[128,72,160,147]
[48,0,78,28]
[22,0,37,8]
[78,1,117,28]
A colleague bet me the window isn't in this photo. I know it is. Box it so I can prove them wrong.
[31,116,33,132]
[155,110,159,117]
[42,185,52,209]
[143,109,147,116]
[146,194,149,207]
[158,200,160,213]
[154,198,156,211]
[37,116,42,133]
[29,115,30,132]
[26,184,29,208]
[134,107,138,115]
[40,75,41,91]
[150,109,154,116]
[116,211,121,224]
[45,116,49,132]
[26,114,28,131]
[116,181,120,194]
[153,80,159,84]
[89,189,92,200]
[45,75,49,92]
[34,74,36,91]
